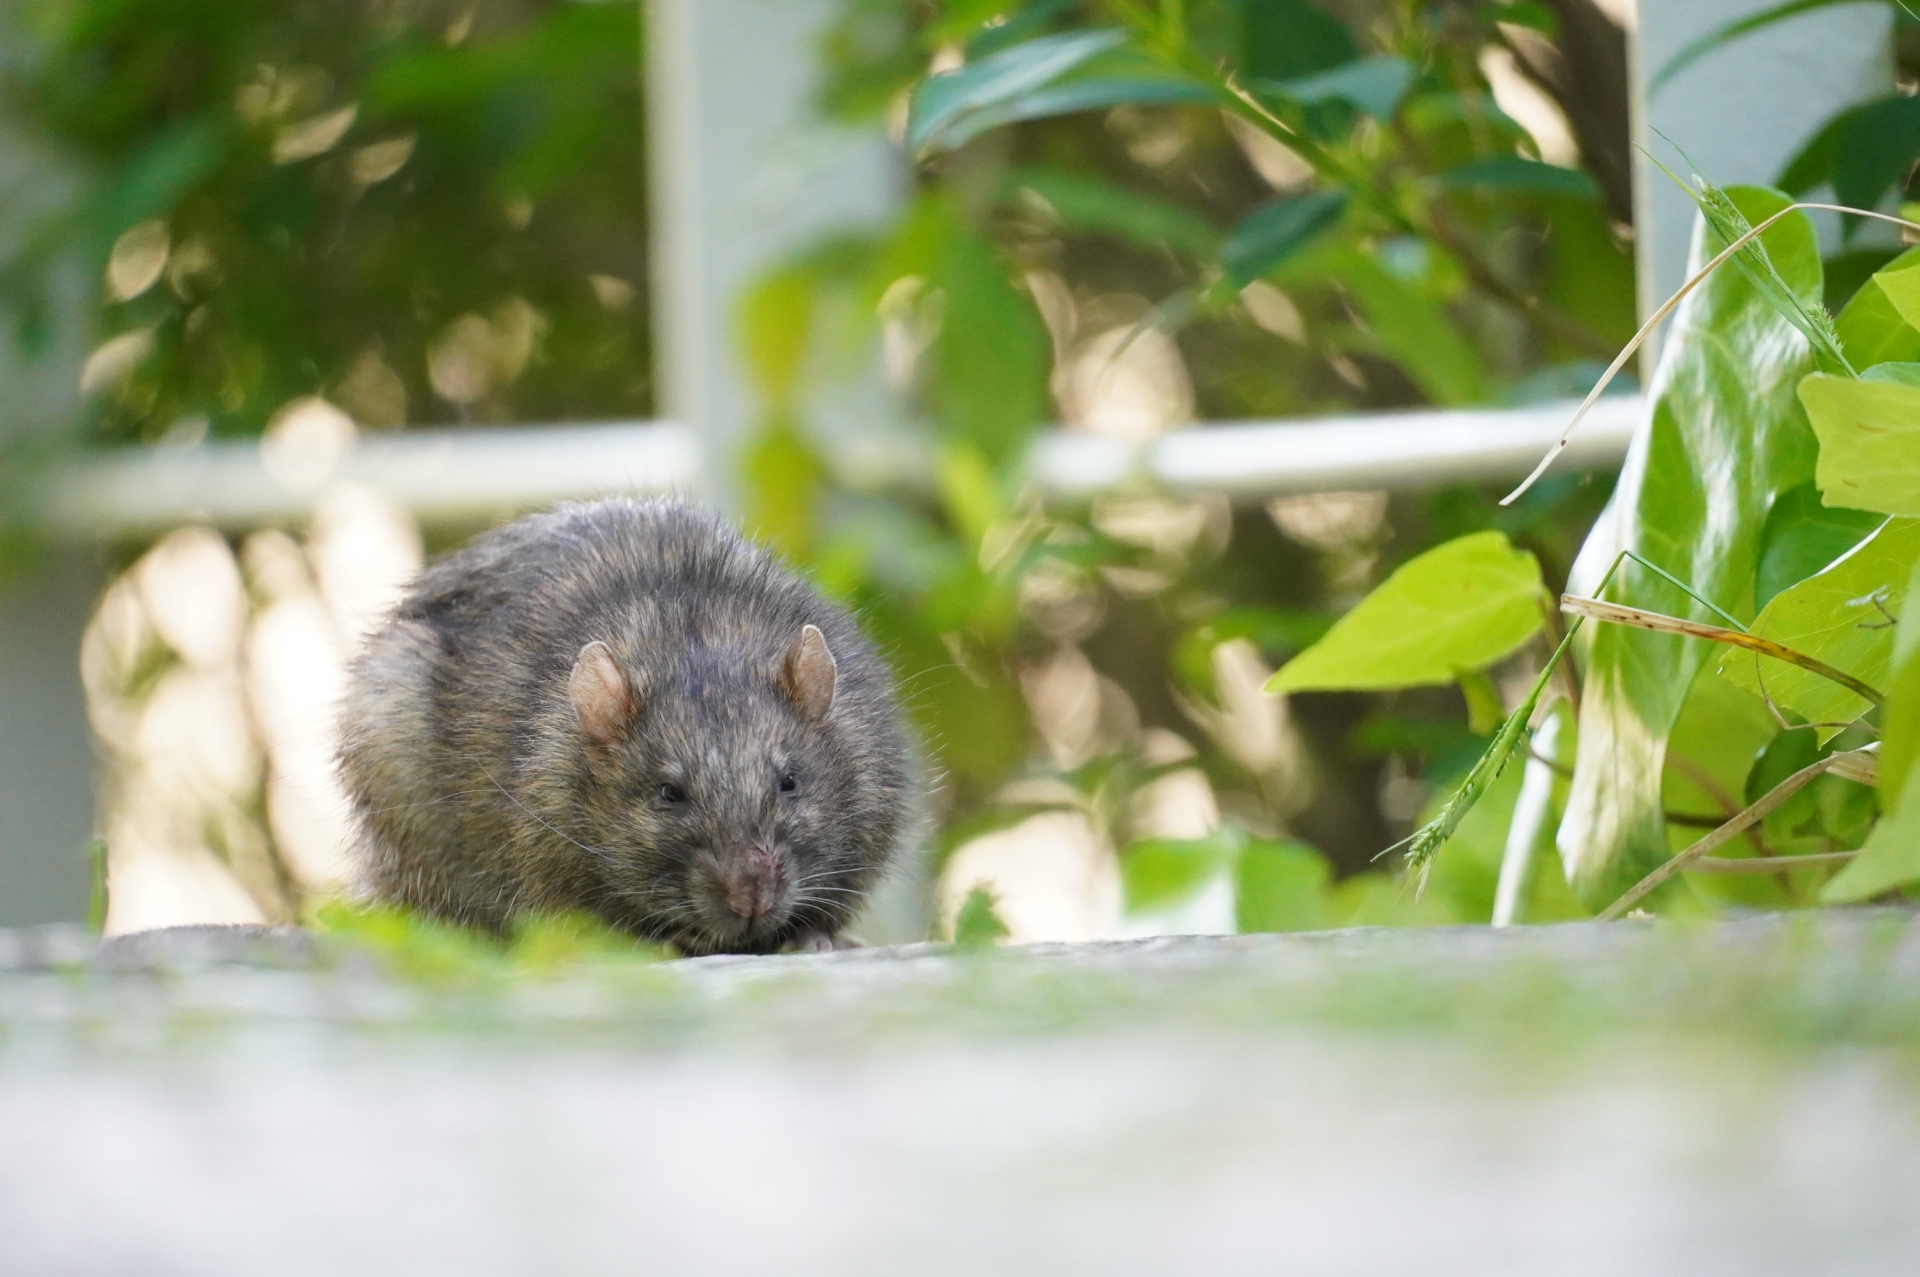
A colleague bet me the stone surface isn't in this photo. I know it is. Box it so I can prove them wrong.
[5,912,1920,1274]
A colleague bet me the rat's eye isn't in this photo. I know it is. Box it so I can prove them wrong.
[778,773,798,795]
[658,782,687,804]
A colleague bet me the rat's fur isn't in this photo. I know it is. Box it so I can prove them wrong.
[336,498,913,954]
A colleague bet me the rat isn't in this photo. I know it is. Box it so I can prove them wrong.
[334,497,916,955]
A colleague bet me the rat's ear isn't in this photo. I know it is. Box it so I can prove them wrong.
[782,624,837,723]
[570,641,636,746]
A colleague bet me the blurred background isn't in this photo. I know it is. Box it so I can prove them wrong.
[0,0,1906,942]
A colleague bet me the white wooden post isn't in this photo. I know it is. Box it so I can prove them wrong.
[1,68,94,925]
[1632,0,1894,337]
[643,0,902,512]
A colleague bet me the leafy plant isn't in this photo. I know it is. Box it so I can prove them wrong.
[754,0,1637,928]
[1304,173,1920,921]
[1,0,653,445]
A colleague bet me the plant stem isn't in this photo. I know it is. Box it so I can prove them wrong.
[1597,750,1863,920]
[1559,594,1886,706]
[1686,850,1857,874]
[1503,202,1920,506]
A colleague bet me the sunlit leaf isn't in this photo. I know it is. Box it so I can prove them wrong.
[1719,517,1919,729]
[1874,260,1920,333]
[1265,531,1544,693]
[1433,154,1598,198]
[1123,835,1235,914]
[1876,558,1920,811]
[906,29,1209,156]
[1234,838,1329,932]
[1559,187,1822,907]
[1802,369,1920,516]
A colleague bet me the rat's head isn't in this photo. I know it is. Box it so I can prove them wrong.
[564,624,873,954]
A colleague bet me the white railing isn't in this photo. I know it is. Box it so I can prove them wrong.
[43,396,1642,538]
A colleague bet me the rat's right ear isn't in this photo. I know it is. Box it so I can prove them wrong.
[569,641,636,746]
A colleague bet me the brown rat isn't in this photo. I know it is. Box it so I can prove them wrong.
[335,498,915,955]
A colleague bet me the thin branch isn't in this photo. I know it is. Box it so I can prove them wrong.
[1686,850,1858,875]
[1597,750,1864,920]
[1560,595,1886,706]
[1501,203,1920,506]
[1663,753,1773,858]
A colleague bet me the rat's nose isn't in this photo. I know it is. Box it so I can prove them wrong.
[720,846,783,919]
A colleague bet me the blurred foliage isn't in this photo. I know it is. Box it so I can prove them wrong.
[744,0,1634,929]
[1,0,652,445]
[311,898,668,983]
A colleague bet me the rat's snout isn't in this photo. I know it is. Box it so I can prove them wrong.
[718,846,785,920]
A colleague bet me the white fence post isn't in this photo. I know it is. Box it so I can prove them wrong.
[1632,0,1894,340]
[644,0,902,512]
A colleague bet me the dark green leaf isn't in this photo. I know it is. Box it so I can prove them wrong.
[953,885,1012,947]
[1004,168,1220,257]
[1221,190,1346,286]
[1433,154,1598,199]
[1237,0,1357,80]
[1834,96,1920,236]
[1754,481,1882,610]
[1720,518,1920,728]
[1820,754,1920,902]
[1251,55,1413,120]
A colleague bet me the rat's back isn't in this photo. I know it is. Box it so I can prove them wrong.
[336,499,913,946]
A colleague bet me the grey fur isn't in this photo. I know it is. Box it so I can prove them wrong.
[335,498,914,955]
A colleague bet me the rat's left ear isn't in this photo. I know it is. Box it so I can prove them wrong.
[570,640,637,745]
[782,624,837,723]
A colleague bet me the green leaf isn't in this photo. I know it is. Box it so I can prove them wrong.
[1265,531,1544,693]
[1123,835,1235,914]
[1684,173,1853,375]
[1324,249,1490,405]
[1802,371,1920,516]
[906,29,1210,156]
[1237,0,1357,80]
[1820,755,1920,903]
[1559,187,1823,907]
[1833,96,1920,234]
[1720,517,1919,728]
[1234,838,1330,932]
[1835,253,1920,367]
[1433,154,1598,199]
[953,885,1012,947]
[1252,55,1413,120]
[1220,190,1347,286]
[1876,261,1920,333]
[1876,557,1920,811]
[884,195,1051,465]
[1003,168,1220,257]
[1754,481,1882,610]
